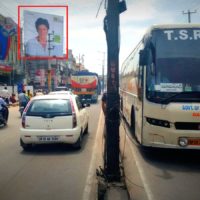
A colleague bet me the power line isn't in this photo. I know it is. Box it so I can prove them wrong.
[96,0,105,18]
[182,9,197,23]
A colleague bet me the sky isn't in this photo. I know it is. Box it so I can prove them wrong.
[0,0,200,75]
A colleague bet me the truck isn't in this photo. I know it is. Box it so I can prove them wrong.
[71,70,100,103]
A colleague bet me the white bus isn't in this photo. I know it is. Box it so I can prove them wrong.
[120,24,200,149]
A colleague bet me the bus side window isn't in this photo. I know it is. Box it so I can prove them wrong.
[138,65,143,101]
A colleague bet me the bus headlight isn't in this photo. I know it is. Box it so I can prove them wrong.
[146,117,170,128]
[178,138,188,147]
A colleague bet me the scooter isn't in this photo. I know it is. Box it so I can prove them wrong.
[0,105,9,126]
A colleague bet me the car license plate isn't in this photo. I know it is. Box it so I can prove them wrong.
[38,136,59,142]
[188,138,200,146]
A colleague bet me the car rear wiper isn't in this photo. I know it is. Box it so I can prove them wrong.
[160,92,200,104]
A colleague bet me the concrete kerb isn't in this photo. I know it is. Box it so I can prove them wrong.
[82,111,104,200]
[95,113,130,200]
[119,124,149,200]
[82,110,130,200]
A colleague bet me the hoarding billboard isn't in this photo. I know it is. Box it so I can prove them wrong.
[24,10,64,58]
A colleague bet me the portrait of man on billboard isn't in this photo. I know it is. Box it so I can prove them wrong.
[24,10,64,58]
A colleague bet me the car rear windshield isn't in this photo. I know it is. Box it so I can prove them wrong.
[26,99,72,117]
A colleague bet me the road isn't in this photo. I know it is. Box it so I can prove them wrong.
[0,102,101,200]
[122,120,200,200]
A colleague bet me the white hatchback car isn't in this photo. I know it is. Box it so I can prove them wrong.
[20,94,89,150]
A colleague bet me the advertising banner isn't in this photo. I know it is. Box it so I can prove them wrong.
[24,10,64,58]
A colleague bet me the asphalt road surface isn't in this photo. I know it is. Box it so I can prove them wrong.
[0,102,101,200]
[122,120,200,200]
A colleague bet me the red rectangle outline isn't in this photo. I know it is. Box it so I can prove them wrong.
[18,5,68,61]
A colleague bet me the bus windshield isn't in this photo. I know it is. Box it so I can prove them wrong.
[146,28,200,103]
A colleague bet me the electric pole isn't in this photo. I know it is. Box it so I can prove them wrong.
[104,0,126,182]
[182,10,197,23]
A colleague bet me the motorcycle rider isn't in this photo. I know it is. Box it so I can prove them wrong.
[18,90,29,108]
[0,96,9,125]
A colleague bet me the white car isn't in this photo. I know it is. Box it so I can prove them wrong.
[20,94,89,150]
[49,91,73,95]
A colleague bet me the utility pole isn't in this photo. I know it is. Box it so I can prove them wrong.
[103,0,126,182]
[182,10,197,23]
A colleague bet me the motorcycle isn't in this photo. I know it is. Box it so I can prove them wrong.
[0,104,9,126]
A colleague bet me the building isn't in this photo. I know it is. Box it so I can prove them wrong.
[0,14,24,86]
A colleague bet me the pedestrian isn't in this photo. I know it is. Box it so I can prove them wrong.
[10,93,17,104]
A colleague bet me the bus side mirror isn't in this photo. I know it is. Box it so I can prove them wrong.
[139,49,148,66]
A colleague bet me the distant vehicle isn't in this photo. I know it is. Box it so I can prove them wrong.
[71,70,100,103]
[49,91,73,95]
[120,24,200,149]
[54,86,68,91]
[20,94,89,151]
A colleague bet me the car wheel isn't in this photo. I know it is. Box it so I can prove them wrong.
[20,139,32,151]
[84,123,88,134]
[73,132,82,150]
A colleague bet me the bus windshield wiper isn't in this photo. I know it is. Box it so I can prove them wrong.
[160,92,194,104]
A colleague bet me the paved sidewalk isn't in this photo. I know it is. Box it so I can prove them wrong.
[104,186,130,200]
[94,111,130,200]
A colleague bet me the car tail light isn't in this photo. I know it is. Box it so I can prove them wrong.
[22,114,26,128]
[72,113,77,128]
[70,97,77,128]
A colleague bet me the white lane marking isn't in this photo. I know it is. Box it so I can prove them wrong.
[127,136,154,200]
[82,110,103,200]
